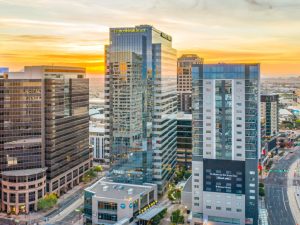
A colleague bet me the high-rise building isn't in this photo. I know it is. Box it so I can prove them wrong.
[261,94,279,137]
[0,66,92,214]
[191,64,260,225]
[89,124,105,162]
[177,54,203,113]
[0,67,8,77]
[177,113,192,170]
[104,25,177,193]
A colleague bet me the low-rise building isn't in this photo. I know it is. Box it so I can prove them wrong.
[84,178,157,225]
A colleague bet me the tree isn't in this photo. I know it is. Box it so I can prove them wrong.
[37,193,58,211]
[93,165,103,172]
[151,208,167,225]
[170,209,184,224]
[259,187,265,197]
[82,169,97,183]
[296,120,300,128]
[259,182,264,188]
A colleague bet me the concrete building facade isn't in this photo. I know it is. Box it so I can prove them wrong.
[191,64,260,225]
[261,94,279,137]
[0,66,92,214]
[177,54,203,113]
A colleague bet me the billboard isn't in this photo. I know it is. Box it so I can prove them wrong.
[203,159,245,194]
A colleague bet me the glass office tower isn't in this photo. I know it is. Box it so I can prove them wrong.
[191,64,260,225]
[177,54,203,113]
[104,25,177,193]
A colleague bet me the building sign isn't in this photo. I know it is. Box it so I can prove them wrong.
[112,28,146,33]
[203,159,245,194]
[160,32,172,41]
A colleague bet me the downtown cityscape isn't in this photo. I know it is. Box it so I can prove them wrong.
[1,1,300,225]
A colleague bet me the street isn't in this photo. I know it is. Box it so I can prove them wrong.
[265,146,300,225]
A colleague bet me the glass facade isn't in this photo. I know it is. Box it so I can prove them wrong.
[192,64,260,225]
[0,79,43,171]
[105,25,177,192]
[215,80,232,160]
[45,78,90,180]
[177,54,203,113]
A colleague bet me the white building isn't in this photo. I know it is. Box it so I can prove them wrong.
[191,64,260,225]
[84,178,158,225]
[90,125,105,161]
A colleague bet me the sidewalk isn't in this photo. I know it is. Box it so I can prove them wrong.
[287,159,300,225]
[0,184,84,224]
[40,196,84,224]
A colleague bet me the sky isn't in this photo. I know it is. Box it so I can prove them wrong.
[1,0,300,77]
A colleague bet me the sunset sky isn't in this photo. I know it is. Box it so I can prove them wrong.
[1,0,300,76]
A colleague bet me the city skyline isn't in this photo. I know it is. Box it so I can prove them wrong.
[1,0,300,77]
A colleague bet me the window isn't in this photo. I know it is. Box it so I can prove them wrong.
[194,203,200,206]
[250,196,255,200]
[226,208,231,211]
[237,209,242,212]
[194,197,199,200]
[250,183,255,187]
[206,205,211,209]
[98,201,117,211]
[249,171,255,175]
[216,207,221,210]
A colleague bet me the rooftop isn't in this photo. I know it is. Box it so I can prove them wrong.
[5,138,42,145]
[89,124,105,133]
[2,168,47,177]
[85,177,156,200]
[177,112,192,121]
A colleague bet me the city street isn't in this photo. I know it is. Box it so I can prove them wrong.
[265,146,300,225]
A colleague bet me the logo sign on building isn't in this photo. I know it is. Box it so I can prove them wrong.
[160,32,172,41]
[203,159,245,194]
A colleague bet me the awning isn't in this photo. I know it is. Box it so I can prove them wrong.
[137,206,166,221]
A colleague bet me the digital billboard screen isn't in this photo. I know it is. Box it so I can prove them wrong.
[203,159,245,194]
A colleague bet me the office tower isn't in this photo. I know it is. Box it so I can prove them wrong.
[177,113,192,170]
[191,64,260,225]
[0,67,8,77]
[0,66,92,214]
[0,77,46,214]
[261,94,279,137]
[104,25,177,193]
[177,54,203,113]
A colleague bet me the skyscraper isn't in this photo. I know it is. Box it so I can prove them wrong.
[0,66,92,214]
[191,64,260,225]
[104,25,177,193]
[177,54,203,113]
[261,94,279,137]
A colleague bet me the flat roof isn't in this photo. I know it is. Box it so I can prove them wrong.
[137,206,166,221]
[177,113,192,121]
[89,125,105,133]
[86,178,155,200]
[5,138,42,145]
[2,167,47,177]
